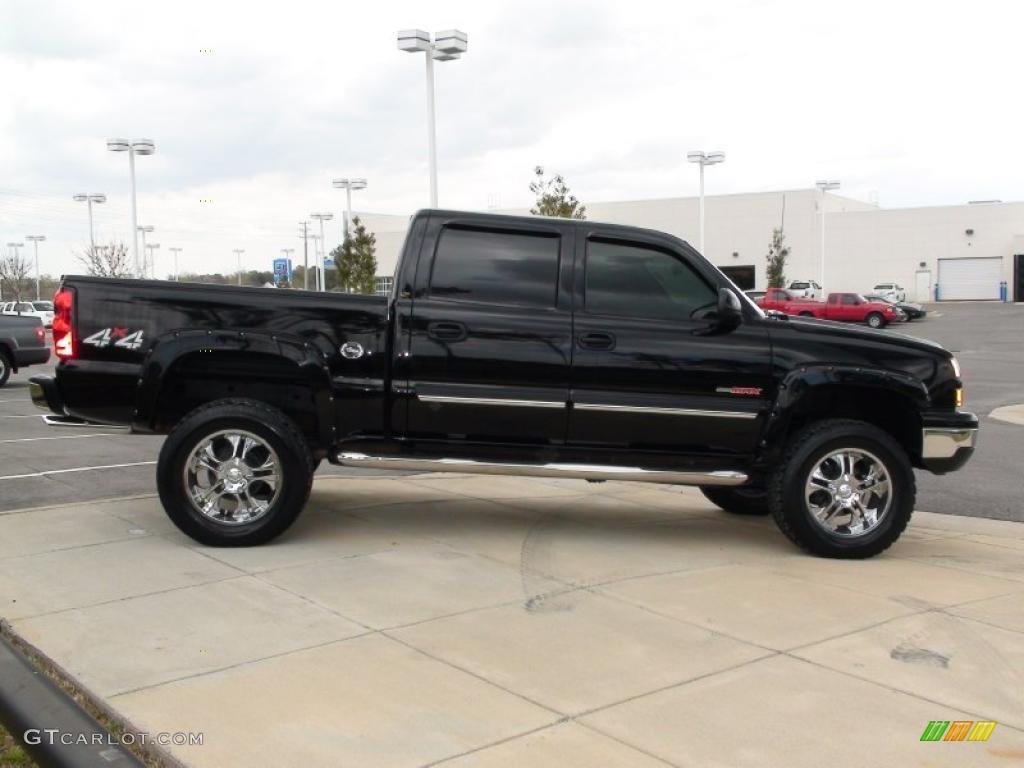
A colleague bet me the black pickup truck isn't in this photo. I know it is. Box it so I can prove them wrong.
[30,209,977,558]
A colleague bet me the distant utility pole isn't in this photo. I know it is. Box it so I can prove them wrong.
[310,212,334,292]
[169,247,182,281]
[146,243,160,278]
[233,249,245,286]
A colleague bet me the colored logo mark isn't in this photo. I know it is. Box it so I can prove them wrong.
[921,720,996,742]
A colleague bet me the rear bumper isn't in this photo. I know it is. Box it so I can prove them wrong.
[29,374,64,414]
[14,347,50,367]
[920,411,978,474]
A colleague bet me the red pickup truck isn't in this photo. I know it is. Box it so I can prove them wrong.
[759,289,901,328]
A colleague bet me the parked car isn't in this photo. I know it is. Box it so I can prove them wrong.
[863,294,926,320]
[1,300,53,328]
[757,287,823,316]
[30,209,976,559]
[0,314,49,387]
[787,279,822,299]
[745,290,766,303]
[872,283,907,302]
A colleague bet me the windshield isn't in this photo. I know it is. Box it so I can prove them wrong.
[790,282,809,289]
[33,301,53,310]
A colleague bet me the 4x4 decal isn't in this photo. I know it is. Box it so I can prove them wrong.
[82,327,146,351]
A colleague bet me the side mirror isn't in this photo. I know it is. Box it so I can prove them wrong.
[710,287,742,334]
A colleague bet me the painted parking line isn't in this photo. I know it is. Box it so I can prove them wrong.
[0,414,45,419]
[0,433,127,444]
[0,461,157,481]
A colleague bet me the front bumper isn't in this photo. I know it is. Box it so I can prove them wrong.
[921,411,978,474]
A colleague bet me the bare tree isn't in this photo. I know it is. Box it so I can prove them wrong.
[78,241,134,278]
[0,251,32,300]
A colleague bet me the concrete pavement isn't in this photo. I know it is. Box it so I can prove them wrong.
[2,474,1023,767]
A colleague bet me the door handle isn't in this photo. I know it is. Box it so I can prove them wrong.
[577,332,616,351]
[427,321,468,342]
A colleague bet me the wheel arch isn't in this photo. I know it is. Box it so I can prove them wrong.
[133,329,335,452]
[760,366,928,468]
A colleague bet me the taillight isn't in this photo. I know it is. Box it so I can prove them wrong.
[35,325,45,343]
[53,288,75,360]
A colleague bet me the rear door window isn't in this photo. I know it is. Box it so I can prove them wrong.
[429,226,560,308]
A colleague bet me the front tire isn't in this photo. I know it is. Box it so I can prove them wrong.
[769,418,914,558]
[866,312,885,328]
[157,398,314,546]
[700,486,771,516]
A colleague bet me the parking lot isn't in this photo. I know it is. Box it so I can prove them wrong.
[1,302,1023,767]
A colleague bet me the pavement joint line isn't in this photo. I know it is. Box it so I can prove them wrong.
[0,492,158,516]
[106,631,377,700]
[9,572,251,623]
[889,550,1024,586]
[573,720,682,768]
[0,531,158,563]
[778,651,1024,735]
[420,719,576,768]
[0,460,157,481]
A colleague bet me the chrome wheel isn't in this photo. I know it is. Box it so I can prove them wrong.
[804,448,892,537]
[183,430,281,526]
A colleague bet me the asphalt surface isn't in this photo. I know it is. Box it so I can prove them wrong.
[0,303,1020,520]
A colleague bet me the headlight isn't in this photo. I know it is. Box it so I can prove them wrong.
[950,357,961,378]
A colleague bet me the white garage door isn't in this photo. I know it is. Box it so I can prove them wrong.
[938,257,1002,301]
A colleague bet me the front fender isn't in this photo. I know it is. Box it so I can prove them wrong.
[132,329,334,446]
[758,365,929,463]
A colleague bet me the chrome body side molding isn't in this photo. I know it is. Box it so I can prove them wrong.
[336,452,748,486]
[418,395,565,409]
[572,403,758,419]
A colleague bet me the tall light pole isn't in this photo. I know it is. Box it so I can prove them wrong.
[280,248,294,286]
[815,180,841,293]
[107,138,155,278]
[137,226,154,278]
[298,222,312,290]
[25,235,46,300]
[397,30,467,206]
[233,249,245,286]
[686,151,725,255]
[146,243,160,278]
[72,194,106,252]
[169,247,182,281]
[310,212,334,292]
[332,179,367,241]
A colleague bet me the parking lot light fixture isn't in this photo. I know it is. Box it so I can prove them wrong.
[25,235,46,300]
[137,226,154,278]
[169,247,182,281]
[816,179,841,293]
[310,213,334,292]
[145,243,160,279]
[107,138,155,277]
[686,151,726,256]
[72,193,106,252]
[234,249,245,286]
[397,29,467,206]
[331,178,367,242]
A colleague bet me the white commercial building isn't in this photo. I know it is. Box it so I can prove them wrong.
[362,189,1024,302]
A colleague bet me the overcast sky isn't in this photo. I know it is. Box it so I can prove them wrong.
[1,0,1022,278]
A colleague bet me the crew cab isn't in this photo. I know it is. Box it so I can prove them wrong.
[0,314,49,387]
[30,210,978,559]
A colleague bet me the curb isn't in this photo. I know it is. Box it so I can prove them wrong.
[0,630,143,768]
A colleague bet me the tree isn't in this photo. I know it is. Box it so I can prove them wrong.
[332,216,378,294]
[529,166,586,219]
[0,251,32,300]
[765,228,790,288]
[78,241,134,278]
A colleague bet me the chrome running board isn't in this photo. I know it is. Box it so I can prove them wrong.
[42,415,129,431]
[336,452,747,486]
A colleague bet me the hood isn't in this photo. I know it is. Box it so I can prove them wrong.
[782,315,950,357]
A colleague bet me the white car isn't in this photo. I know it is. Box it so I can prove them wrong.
[872,283,906,302]
[1,300,53,328]
[787,279,822,299]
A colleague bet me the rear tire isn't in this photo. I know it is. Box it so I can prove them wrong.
[157,398,314,546]
[0,350,11,387]
[700,486,771,516]
[769,418,914,558]
[866,312,885,328]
